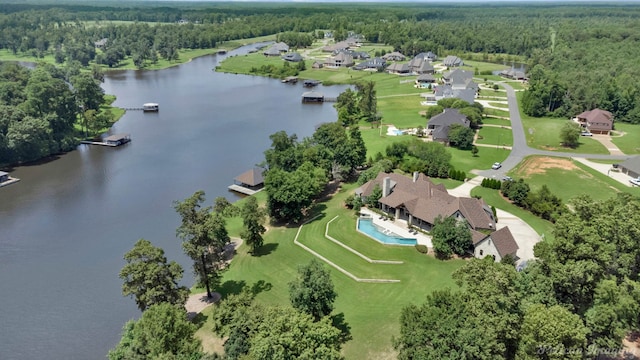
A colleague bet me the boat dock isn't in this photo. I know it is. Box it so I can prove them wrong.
[0,171,20,188]
[124,103,159,112]
[228,184,263,196]
[81,134,131,147]
[229,167,265,195]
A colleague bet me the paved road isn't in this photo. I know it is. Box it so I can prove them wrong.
[478,83,630,179]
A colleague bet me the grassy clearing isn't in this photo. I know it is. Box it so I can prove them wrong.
[196,182,464,359]
[482,117,511,126]
[515,93,608,154]
[503,81,528,91]
[460,60,507,74]
[360,126,411,159]
[0,49,57,65]
[449,146,510,174]
[611,122,640,154]
[488,102,509,109]
[476,126,514,146]
[484,108,510,118]
[378,96,426,128]
[470,186,554,242]
[509,156,640,202]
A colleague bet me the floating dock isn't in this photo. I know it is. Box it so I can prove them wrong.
[0,171,20,188]
[123,103,159,111]
[81,134,131,147]
[282,76,298,84]
[228,184,263,196]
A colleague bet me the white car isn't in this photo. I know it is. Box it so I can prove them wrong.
[630,178,640,186]
[581,131,593,136]
[492,162,502,170]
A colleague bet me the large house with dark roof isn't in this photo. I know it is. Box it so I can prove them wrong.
[382,52,406,61]
[408,52,437,74]
[386,62,410,74]
[576,108,614,135]
[324,52,354,67]
[427,108,471,143]
[618,156,640,179]
[353,57,386,71]
[443,55,464,67]
[355,172,518,261]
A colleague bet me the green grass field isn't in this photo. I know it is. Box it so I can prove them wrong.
[482,117,511,126]
[611,122,640,154]
[378,96,426,128]
[515,93,609,154]
[488,102,509,109]
[449,146,510,173]
[476,126,514,146]
[196,182,464,359]
[509,156,640,202]
[360,125,412,159]
[484,108,510,118]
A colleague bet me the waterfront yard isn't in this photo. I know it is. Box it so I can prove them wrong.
[197,182,464,360]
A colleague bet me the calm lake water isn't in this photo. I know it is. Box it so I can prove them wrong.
[0,43,347,360]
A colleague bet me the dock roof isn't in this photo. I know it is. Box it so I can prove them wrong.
[104,134,130,142]
[0,170,8,177]
[234,168,264,187]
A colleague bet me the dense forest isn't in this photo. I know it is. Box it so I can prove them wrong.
[3,2,640,122]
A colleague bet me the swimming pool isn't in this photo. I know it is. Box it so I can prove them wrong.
[357,218,417,246]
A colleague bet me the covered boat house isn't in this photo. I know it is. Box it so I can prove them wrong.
[229,168,265,195]
[104,134,131,146]
[302,91,324,103]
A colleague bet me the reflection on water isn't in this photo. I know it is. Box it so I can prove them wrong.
[0,43,347,360]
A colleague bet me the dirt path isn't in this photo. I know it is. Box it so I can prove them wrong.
[185,237,243,319]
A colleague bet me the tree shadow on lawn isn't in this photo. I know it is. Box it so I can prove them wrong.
[217,279,273,300]
[331,312,353,343]
[252,242,278,257]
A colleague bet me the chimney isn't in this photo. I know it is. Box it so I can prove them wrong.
[413,171,419,182]
[382,177,392,197]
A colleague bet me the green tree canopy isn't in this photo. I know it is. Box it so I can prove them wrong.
[119,239,189,311]
[289,259,337,321]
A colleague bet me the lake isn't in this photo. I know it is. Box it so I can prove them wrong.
[0,43,347,360]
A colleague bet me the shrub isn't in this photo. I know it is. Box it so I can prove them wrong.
[415,245,429,254]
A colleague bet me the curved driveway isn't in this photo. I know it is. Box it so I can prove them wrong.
[478,83,630,178]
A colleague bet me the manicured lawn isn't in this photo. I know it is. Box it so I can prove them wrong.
[482,117,511,126]
[429,177,465,189]
[197,182,464,359]
[461,60,508,74]
[509,156,640,202]
[378,96,426,128]
[516,93,609,154]
[449,146,510,174]
[476,126,513,146]
[360,125,412,159]
[503,81,528,91]
[470,187,554,242]
[488,101,509,109]
[611,122,640,154]
[484,108,510,118]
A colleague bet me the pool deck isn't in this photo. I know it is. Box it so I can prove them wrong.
[359,208,433,247]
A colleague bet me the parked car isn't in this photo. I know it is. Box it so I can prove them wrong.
[502,176,513,182]
[581,131,593,136]
[630,177,640,186]
[492,162,502,170]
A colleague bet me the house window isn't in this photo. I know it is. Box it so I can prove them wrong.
[479,250,484,256]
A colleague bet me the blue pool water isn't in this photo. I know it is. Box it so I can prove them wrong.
[394,130,404,135]
[357,218,417,245]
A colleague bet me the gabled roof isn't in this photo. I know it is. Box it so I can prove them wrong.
[0,170,8,177]
[618,156,640,174]
[272,42,289,52]
[434,85,476,104]
[577,108,613,126]
[416,62,434,74]
[443,55,463,67]
[234,168,264,187]
[323,41,350,52]
[282,52,303,62]
[382,51,406,61]
[417,74,435,82]
[387,63,410,73]
[428,108,470,128]
[356,172,494,229]
[263,46,281,56]
[487,227,519,258]
[353,57,386,70]
[443,69,474,84]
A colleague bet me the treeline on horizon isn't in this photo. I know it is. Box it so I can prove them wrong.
[2,1,640,166]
